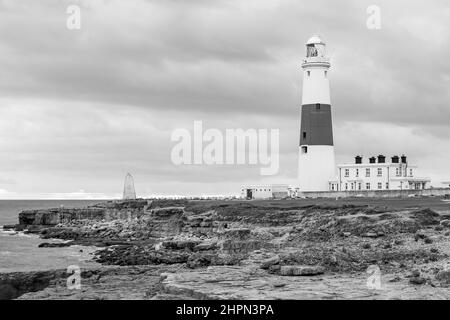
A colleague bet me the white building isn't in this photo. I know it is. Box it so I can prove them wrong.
[240,184,289,199]
[239,35,435,198]
[329,155,430,192]
[298,35,336,192]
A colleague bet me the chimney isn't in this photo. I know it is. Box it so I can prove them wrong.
[401,155,407,164]
[391,155,399,163]
[377,154,386,163]
[355,155,362,164]
[369,156,376,164]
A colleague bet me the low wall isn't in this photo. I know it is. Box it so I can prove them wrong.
[296,188,450,199]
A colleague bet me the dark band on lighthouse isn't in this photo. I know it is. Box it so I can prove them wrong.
[299,103,334,146]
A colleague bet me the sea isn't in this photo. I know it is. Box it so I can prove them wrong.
[0,200,105,273]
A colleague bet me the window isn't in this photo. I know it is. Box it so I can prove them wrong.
[366,183,371,190]
[307,71,311,77]
[302,132,306,139]
[378,182,382,189]
[358,183,362,190]
[345,183,348,190]
[366,168,370,177]
[301,146,308,154]
[396,168,400,176]
[386,183,389,189]
[345,169,349,177]
[351,183,354,190]
[324,71,327,78]
[331,184,335,191]
[315,103,320,110]
[377,168,382,177]
[356,169,359,177]
[410,169,413,177]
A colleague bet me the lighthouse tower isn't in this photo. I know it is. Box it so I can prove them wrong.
[298,35,336,191]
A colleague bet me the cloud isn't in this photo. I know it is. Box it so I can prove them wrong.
[0,0,449,198]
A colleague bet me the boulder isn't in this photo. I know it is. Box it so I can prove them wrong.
[162,240,200,251]
[221,240,262,254]
[414,230,427,241]
[409,277,426,285]
[436,270,450,286]
[342,232,351,237]
[409,208,440,226]
[260,256,280,270]
[193,242,218,251]
[268,264,281,274]
[187,253,217,269]
[38,242,71,248]
[280,265,325,276]
[410,270,421,277]
[221,228,251,240]
[362,232,378,238]
[440,220,450,228]
[151,207,184,218]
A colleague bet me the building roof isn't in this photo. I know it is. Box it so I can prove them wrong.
[337,163,418,168]
[306,35,325,45]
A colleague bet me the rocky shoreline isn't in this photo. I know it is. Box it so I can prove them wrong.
[1,198,450,300]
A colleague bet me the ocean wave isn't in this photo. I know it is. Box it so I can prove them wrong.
[0,230,38,238]
[0,229,18,235]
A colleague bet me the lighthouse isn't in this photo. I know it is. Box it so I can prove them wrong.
[298,35,336,191]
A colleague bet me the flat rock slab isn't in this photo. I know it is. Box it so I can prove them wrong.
[362,232,378,238]
[15,266,182,300]
[280,266,325,276]
[260,256,280,269]
[160,266,450,300]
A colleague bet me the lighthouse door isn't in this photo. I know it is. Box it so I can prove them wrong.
[246,189,253,200]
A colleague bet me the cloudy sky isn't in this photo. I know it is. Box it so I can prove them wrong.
[0,0,449,199]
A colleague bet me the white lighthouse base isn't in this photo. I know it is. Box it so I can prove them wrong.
[298,145,336,192]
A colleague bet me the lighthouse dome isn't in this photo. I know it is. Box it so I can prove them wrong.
[306,35,325,45]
